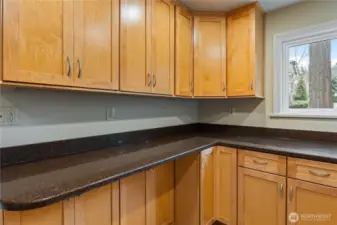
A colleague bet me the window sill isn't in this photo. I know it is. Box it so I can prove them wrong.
[270,113,337,119]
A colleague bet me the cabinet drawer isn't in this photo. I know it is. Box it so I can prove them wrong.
[288,157,337,187]
[238,150,286,176]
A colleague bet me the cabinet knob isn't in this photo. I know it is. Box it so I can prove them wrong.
[289,185,293,202]
[66,56,72,78]
[153,74,156,87]
[147,73,152,87]
[77,59,82,78]
[280,183,283,198]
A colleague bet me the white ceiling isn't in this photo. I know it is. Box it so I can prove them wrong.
[179,0,303,12]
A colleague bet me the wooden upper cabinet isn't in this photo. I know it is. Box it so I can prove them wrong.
[200,148,215,225]
[120,0,150,93]
[215,147,237,225]
[175,5,193,97]
[3,201,74,225]
[3,0,74,86]
[150,0,175,95]
[75,183,119,225]
[73,0,119,90]
[227,3,264,97]
[238,167,286,225]
[120,172,146,225]
[194,15,226,97]
[288,178,337,225]
[146,162,174,225]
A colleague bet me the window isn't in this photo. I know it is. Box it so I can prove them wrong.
[274,20,337,118]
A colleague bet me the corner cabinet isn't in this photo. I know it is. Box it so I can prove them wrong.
[194,15,227,97]
[3,0,119,90]
[227,3,264,97]
[175,5,193,97]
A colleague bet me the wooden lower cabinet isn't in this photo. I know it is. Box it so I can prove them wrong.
[146,162,174,225]
[288,178,337,225]
[175,152,200,225]
[3,201,74,225]
[238,167,286,225]
[120,171,146,225]
[75,182,119,225]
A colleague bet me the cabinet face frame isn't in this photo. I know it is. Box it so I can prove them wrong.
[193,15,226,97]
[238,167,286,225]
[175,5,193,97]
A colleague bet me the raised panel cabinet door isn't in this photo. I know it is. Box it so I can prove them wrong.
[75,183,119,225]
[74,0,119,90]
[146,162,174,225]
[200,148,215,225]
[120,0,151,93]
[227,6,255,97]
[175,152,200,225]
[194,16,226,97]
[238,167,286,225]
[175,6,193,97]
[121,172,146,225]
[150,0,175,95]
[215,147,237,225]
[287,178,337,225]
[3,0,74,86]
[3,200,74,225]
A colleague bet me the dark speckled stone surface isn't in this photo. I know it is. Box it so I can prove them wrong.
[1,127,337,210]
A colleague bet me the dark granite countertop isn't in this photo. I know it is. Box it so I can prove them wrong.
[1,133,337,211]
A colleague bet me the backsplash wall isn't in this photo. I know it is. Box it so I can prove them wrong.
[0,87,197,147]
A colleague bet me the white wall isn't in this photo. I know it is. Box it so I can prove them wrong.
[199,1,337,133]
[0,87,197,147]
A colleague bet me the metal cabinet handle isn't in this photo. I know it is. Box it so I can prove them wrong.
[289,185,293,202]
[77,59,82,78]
[223,81,226,92]
[280,183,283,198]
[250,80,253,90]
[253,159,268,165]
[309,170,331,177]
[152,74,156,87]
[66,57,72,78]
[147,73,152,87]
[190,81,194,94]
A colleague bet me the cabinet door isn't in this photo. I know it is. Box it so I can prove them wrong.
[120,0,151,93]
[75,183,119,225]
[121,172,146,225]
[215,147,237,225]
[200,148,215,225]
[175,6,193,97]
[3,0,74,86]
[238,167,286,225]
[227,7,255,97]
[194,16,226,97]
[146,162,174,225]
[3,201,74,225]
[150,0,174,95]
[288,178,337,225]
[74,0,119,90]
[175,152,200,225]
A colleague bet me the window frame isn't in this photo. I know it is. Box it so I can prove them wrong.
[273,20,337,119]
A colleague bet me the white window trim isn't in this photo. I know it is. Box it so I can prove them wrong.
[273,19,337,119]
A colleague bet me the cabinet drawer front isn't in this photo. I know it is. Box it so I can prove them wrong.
[238,150,286,176]
[288,157,337,187]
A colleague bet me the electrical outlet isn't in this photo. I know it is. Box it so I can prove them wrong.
[106,107,116,121]
[0,108,18,125]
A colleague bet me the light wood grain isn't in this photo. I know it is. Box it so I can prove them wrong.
[238,167,286,225]
[175,152,200,225]
[146,162,174,225]
[288,178,337,225]
[238,150,287,176]
[194,16,226,97]
[120,0,150,93]
[175,4,193,97]
[75,185,112,225]
[200,148,215,225]
[288,157,337,188]
[3,0,74,86]
[120,172,146,225]
[0,0,3,81]
[112,182,120,225]
[74,0,119,90]
[0,211,3,225]
[215,146,237,225]
[64,199,75,225]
